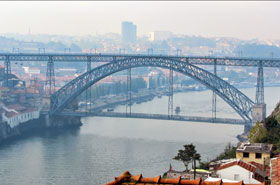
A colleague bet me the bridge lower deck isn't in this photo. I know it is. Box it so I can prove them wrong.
[56,111,248,125]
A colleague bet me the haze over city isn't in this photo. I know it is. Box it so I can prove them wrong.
[0,1,280,40]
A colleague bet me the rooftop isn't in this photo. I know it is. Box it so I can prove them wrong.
[236,142,273,154]
[104,171,265,185]
[5,111,18,118]
[6,104,26,111]
[248,161,270,177]
[217,160,265,182]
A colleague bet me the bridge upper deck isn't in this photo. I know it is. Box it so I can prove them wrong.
[0,53,279,67]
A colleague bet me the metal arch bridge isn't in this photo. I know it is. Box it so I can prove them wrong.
[1,52,278,125]
[50,57,254,123]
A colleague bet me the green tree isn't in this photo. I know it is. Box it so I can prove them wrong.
[173,144,201,171]
[198,161,210,170]
[216,143,237,160]
[248,122,268,143]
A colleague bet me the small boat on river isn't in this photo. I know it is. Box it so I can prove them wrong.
[107,108,114,112]
[175,106,180,114]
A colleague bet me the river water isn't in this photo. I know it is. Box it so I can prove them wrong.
[0,87,280,185]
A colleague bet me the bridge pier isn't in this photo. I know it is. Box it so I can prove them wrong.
[42,93,82,128]
[42,113,82,128]
[252,104,266,126]
[50,115,82,128]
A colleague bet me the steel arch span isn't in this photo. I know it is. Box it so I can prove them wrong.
[50,57,254,122]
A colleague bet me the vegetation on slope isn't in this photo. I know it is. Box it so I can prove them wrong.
[249,102,280,153]
[198,143,237,170]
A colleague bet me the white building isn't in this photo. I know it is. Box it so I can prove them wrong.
[149,31,173,41]
[216,160,265,184]
[0,104,40,128]
[22,67,40,75]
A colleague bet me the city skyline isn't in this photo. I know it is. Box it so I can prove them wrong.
[0,1,280,40]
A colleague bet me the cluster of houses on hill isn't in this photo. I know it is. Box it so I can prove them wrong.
[166,142,278,184]
[0,70,43,129]
[106,142,280,185]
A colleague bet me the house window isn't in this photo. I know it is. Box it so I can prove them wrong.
[243,152,249,158]
[256,153,262,159]
[234,174,240,181]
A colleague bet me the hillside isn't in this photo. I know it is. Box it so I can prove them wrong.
[249,102,280,153]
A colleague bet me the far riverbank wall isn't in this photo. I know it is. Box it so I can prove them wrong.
[0,114,82,144]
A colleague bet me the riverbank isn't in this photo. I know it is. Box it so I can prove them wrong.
[0,114,82,145]
[0,115,45,144]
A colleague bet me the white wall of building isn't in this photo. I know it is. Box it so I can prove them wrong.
[217,165,262,184]
[1,108,40,128]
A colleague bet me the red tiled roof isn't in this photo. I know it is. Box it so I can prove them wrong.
[217,160,265,182]
[218,161,254,172]
[20,107,37,114]
[104,171,265,185]
[6,104,25,111]
[5,111,18,118]
[248,161,270,177]
[13,89,25,94]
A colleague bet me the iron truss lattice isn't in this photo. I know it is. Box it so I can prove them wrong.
[50,57,254,123]
[0,53,280,67]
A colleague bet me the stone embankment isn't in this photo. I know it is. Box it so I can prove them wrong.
[0,114,82,144]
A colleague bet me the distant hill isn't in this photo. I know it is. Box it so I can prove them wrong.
[234,43,280,58]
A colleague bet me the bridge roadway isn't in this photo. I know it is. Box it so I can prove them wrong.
[57,111,248,125]
[1,53,280,67]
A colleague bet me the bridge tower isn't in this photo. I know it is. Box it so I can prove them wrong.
[4,56,11,87]
[252,61,266,126]
[45,56,55,96]
[126,67,132,115]
[86,56,92,113]
[168,64,173,118]
[212,59,217,121]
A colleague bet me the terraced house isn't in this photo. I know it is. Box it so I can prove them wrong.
[236,143,274,166]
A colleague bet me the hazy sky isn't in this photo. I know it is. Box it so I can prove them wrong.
[0,1,280,40]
